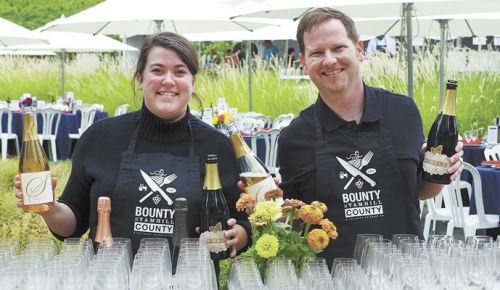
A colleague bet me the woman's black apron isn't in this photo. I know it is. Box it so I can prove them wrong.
[110,118,201,255]
[313,104,420,265]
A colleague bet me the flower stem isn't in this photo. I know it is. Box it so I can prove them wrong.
[303,223,311,237]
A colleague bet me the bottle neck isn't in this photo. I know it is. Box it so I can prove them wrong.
[229,133,252,158]
[95,197,112,246]
[441,88,456,116]
[173,209,188,246]
[22,110,39,142]
[203,163,222,190]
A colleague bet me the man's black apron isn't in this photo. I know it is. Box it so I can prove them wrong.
[313,105,420,265]
[110,119,201,255]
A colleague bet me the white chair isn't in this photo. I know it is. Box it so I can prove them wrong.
[272,113,294,129]
[251,128,281,180]
[113,103,129,117]
[254,115,272,128]
[0,108,20,160]
[237,117,266,133]
[37,109,61,162]
[484,144,500,161]
[422,182,471,240]
[69,106,97,140]
[445,162,499,238]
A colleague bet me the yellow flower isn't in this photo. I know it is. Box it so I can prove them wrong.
[249,201,282,226]
[212,116,218,125]
[311,201,328,213]
[298,205,323,224]
[320,219,339,240]
[307,229,329,251]
[256,234,279,258]
[236,194,256,212]
[281,205,298,218]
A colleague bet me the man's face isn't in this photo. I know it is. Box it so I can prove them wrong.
[299,19,364,98]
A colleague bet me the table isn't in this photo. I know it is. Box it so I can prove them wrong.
[463,144,486,166]
[469,166,500,222]
[1,110,108,160]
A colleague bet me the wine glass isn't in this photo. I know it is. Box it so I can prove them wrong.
[470,130,479,142]
[464,131,473,143]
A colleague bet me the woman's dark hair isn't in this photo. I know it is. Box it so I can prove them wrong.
[132,32,202,109]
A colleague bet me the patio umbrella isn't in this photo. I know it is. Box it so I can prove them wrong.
[232,0,500,98]
[39,0,275,36]
[0,17,47,47]
[7,30,138,98]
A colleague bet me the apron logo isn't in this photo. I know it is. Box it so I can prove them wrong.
[337,150,376,190]
[138,169,177,205]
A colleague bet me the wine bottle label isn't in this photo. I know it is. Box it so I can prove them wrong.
[245,175,278,202]
[200,222,227,253]
[423,148,450,175]
[21,171,53,205]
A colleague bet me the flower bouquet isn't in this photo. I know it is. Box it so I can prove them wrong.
[19,95,35,112]
[235,190,338,280]
[212,111,233,136]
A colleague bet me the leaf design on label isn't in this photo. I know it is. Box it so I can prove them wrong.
[209,222,222,233]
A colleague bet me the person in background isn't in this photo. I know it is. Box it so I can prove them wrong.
[277,7,463,267]
[366,35,397,58]
[261,40,280,63]
[15,32,250,258]
[232,41,258,66]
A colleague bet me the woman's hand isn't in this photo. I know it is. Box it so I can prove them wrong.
[224,218,248,258]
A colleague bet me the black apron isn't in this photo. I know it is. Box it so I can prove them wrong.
[110,118,201,255]
[313,104,420,265]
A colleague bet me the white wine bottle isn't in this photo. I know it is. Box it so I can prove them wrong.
[19,107,54,213]
[422,80,458,184]
[227,122,283,204]
[94,196,113,251]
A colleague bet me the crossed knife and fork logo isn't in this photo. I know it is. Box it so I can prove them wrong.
[138,170,177,205]
[337,151,376,190]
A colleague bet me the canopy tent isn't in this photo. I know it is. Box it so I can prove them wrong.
[0,17,47,47]
[7,30,137,98]
[39,0,276,37]
[232,0,500,98]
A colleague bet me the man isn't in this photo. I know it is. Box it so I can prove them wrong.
[261,40,280,63]
[277,7,463,265]
[366,35,397,58]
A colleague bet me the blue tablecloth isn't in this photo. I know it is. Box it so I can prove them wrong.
[469,166,500,223]
[243,136,266,162]
[1,111,108,160]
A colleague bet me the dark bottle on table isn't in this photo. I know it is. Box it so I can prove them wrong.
[171,197,188,275]
[200,154,230,261]
[422,80,458,184]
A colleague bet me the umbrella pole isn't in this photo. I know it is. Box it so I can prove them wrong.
[246,40,252,112]
[438,19,448,106]
[403,3,414,99]
[60,50,66,98]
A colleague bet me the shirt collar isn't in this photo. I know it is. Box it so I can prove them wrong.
[316,83,383,132]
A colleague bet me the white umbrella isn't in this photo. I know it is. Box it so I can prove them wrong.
[39,0,275,36]
[0,17,47,47]
[232,0,500,98]
[7,30,138,98]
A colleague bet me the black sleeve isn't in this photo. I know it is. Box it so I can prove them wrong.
[56,130,93,238]
[277,126,305,200]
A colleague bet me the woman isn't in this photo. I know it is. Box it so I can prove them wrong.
[15,32,250,257]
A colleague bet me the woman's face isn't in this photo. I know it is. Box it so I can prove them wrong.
[138,46,195,121]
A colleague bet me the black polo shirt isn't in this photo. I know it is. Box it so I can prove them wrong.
[278,84,425,213]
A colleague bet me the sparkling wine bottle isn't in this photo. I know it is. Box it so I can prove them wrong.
[172,197,188,275]
[422,80,458,184]
[200,154,230,260]
[19,107,54,213]
[227,122,283,204]
[94,196,113,251]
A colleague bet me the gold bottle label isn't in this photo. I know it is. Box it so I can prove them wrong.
[20,171,53,205]
[229,133,252,159]
[199,222,227,253]
[441,86,457,116]
[203,163,222,190]
[423,146,450,175]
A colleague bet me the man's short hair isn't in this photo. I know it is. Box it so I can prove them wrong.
[297,7,359,55]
